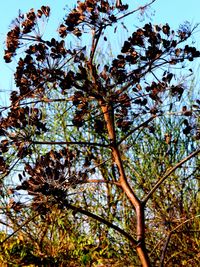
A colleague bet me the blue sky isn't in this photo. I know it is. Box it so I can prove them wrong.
[0,0,200,102]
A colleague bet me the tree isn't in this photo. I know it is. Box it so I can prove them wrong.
[0,0,200,266]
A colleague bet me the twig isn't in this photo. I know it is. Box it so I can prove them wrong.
[81,179,121,187]
[117,0,156,21]
[64,202,137,245]
[143,147,200,204]
[89,27,103,64]
[0,212,39,247]
[159,214,200,267]
[117,115,156,145]
[30,140,110,148]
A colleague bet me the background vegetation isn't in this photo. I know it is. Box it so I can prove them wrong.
[0,0,199,266]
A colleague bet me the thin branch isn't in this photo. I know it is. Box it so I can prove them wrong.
[17,97,73,106]
[0,81,46,113]
[117,0,156,21]
[58,46,86,70]
[102,0,156,27]
[0,157,21,181]
[64,202,137,245]
[0,219,10,228]
[171,214,200,234]
[149,236,167,257]
[0,212,39,247]
[159,233,171,267]
[143,147,200,204]
[82,179,121,187]
[30,140,110,148]
[89,27,103,64]
[159,214,200,267]
[117,115,156,145]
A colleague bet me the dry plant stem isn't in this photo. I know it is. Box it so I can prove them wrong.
[112,144,150,266]
[83,179,121,187]
[88,20,151,260]
[0,212,39,247]
[159,233,171,267]
[143,147,200,204]
[30,140,109,148]
[117,0,156,21]
[100,102,151,266]
[64,202,137,245]
[118,115,156,145]
[90,27,103,64]
[159,214,200,267]
[0,201,136,248]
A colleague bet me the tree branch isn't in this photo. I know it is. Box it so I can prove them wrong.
[30,140,109,148]
[117,0,156,21]
[89,27,103,64]
[82,179,121,187]
[117,115,156,145]
[0,212,39,247]
[64,202,137,245]
[159,214,200,267]
[143,147,200,204]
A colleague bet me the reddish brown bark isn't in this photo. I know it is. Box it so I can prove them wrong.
[101,103,151,266]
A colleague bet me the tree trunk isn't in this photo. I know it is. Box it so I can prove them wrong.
[101,103,151,266]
